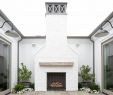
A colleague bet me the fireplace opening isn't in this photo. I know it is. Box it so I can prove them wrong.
[47,73,66,91]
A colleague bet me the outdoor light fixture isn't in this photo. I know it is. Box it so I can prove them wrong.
[95,21,113,37]
[0,20,19,38]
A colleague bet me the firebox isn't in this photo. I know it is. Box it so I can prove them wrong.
[47,73,66,91]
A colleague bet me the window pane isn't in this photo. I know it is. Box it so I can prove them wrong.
[103,41,113,91]
[0,40,10,91]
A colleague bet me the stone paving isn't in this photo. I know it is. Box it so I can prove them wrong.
[9,91,105,95]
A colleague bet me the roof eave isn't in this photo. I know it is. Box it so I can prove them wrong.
[0,10,24,38]
[89,11,113,38]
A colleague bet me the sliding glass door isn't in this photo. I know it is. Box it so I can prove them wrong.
[103,40,113,93]
[0,39,11,94]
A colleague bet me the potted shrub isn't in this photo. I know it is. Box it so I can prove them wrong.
[19,63,32,88]
[79,65,93,87]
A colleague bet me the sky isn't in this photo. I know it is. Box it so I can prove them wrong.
[0,0,113,36]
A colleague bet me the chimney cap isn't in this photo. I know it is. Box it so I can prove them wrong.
[45,2,67,15]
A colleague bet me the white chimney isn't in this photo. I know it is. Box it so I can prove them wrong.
[35,2,78,91]
[46,2,67,47]
[35,2,78,61]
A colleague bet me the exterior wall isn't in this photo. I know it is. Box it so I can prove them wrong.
[92,27,113,90]
[11,40,18,89]
[94,40,102,89]
[68,38,93,82]
[19,38,46,82]
[67,38,93,73]
[19,38,93,83]
[0,29,19,90]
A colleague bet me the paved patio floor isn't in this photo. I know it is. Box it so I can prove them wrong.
[9,91,104,95]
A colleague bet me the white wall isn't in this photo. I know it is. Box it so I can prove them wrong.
[67,38,93,72]
[19,38,93,83]
[19,38,46,82]
[94,40,102,88]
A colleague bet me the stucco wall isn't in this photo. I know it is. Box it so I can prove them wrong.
[19,38,46,82]
[19,38,93,83]
[67,38,93,73]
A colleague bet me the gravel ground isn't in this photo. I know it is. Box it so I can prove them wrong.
[9,91,105,95]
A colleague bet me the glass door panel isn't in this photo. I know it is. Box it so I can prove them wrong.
[103,41,113,92]
[0,40,10,94]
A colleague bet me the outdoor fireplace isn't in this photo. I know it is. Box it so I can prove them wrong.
[47,73,66,91]
[34,2,78,91]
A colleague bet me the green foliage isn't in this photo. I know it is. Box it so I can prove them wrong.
[80,65,93,82]
[89,82,100,91]
[19,63,32,82]
[14,83,24,92]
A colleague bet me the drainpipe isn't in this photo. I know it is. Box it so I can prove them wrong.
[17,37,23,83]
[90,37,95,82]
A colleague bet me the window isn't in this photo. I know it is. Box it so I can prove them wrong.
[103,39,113,92]
[0,38,11,94]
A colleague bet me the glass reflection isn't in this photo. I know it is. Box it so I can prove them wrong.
[0,40,10,91]
[103,41,113,91]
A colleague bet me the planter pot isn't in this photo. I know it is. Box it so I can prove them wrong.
[81,82,91,88]
[21,82,31,88]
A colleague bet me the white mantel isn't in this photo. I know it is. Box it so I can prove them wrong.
[39,62,74,66]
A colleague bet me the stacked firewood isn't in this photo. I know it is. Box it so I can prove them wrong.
[50,81,63,87]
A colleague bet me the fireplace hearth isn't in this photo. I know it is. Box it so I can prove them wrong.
[47,73,66,91]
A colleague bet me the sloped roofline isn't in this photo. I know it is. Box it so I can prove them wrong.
[89,11,113,37]
[0,10,24,38]
[0,10,113,39]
